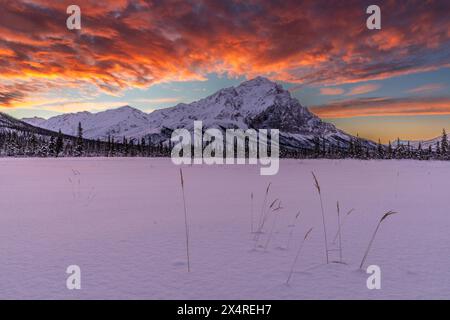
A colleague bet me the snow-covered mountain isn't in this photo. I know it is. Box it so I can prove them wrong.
[22,77,375,149]
[21,116,47,127]
[23,106,150,140]
[394,135,450,151]
[1,112,58,135]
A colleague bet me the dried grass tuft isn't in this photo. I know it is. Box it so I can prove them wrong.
[312,171,329,264]
[286,227,313,285]
[359,210,397,269]
[179,168,191,272]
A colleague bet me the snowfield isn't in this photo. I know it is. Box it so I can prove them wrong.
[0,158,449,299]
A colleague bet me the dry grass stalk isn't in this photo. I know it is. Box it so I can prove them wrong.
[336,201,343,263]
[251,192,254,233]
[259,183,271,226]
[286,211,302,250]
[359,210,397,269]
[254,198,281,248]
[312,171,329,264]
[286,227,313,285]
[254,196,279,243]
[254,183,271,240]
[263,201,283,250]
[179,168,191,272]
[332,208,355,244]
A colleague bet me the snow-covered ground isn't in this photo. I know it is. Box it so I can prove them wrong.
[0,158,449,299]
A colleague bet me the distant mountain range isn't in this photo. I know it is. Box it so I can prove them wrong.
[22,77,376,150]
[394,135,450,151]
[23,106,150,141]
[0,112,70,138]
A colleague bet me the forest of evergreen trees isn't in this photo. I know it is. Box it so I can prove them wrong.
[282,129,450,160]
[0,122,171,158]
[0,122,449,161]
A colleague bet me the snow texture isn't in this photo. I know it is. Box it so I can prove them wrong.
[0,158,448,299]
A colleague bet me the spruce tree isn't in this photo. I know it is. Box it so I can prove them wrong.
[30,134,37,155]
[313,137,320,157]
[48,136,56,157]
[55,129,64,157]
[407,141,411,159]
[377,139,383,159]
[348,138,354,158]
[111,137,115,155]
[441,129,448,155]
[141,137,146,156]
[107,135,111,155]
[123,137,128,156]
[321,137,326,157]
[388,141,392,159]
[96,138,101,155]
[75,122,84,156]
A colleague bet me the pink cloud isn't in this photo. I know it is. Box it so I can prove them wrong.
[320,87,345,96]
[310,97,450,118]
[0,0,448,108]
[345,84,381,96]
[406,83,446,94]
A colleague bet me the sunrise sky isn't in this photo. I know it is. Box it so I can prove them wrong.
[0,0,449,143]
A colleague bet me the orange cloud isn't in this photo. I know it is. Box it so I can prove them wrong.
[320,87,345,96]
[310,97,450,118]
[345,84,381,96]
[406,83,446,94]
[0,0,449,108]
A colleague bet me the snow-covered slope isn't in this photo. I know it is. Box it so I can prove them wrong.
[22,77,375,149]
[145,77,370,148]
[0,112,58,135]
[23,106,151,140]
[21,116,47,127]
[394,135,450,151]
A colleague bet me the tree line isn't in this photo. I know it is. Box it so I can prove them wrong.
[0,122,448,160]
[282,129,450,160]
[0,122,171,157]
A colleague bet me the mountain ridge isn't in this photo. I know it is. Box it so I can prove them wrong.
[22,77,375,150]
